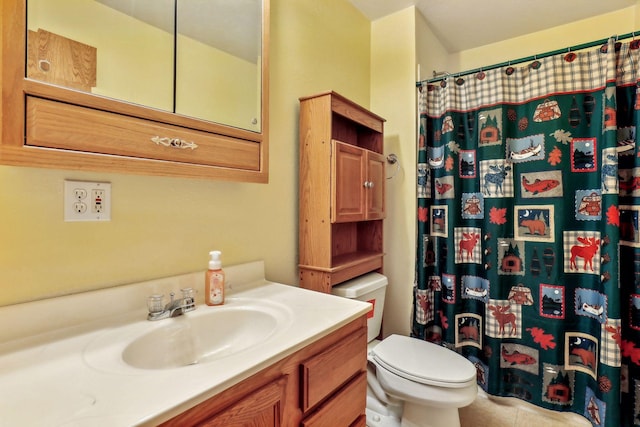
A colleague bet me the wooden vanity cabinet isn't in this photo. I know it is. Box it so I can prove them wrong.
[299,91,386,293]
[158,315,367,427]
[0,0,269,182]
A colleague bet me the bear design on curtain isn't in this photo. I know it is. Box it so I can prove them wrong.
[413,38,640,427]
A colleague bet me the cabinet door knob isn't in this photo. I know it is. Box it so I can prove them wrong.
[363,181,369,188]
[369,181,375,188]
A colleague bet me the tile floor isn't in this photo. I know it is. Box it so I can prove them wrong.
[459,390,591,427]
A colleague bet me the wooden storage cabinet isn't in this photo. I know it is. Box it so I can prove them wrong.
[159,316,367,427]
[299,91,385,293]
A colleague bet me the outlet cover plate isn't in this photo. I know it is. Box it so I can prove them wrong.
[64,180,111,222]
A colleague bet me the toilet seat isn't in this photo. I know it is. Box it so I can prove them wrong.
[369,334,476,388]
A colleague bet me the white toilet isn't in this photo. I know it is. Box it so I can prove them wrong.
[332,273,477,427]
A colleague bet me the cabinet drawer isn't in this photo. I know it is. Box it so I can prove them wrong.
[25,96,260,171]
[301,372,367,427]
[300,327,367,412]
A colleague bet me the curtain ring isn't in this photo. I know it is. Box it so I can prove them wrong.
[631,32,640,50]
[530,55,541,70]
[506,60,515,75]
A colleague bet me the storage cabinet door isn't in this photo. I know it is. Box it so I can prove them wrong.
[366,151,385,220]
[331,141,366,223]
[197,377,286,427]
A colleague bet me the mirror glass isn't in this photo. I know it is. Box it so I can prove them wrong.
[176,0,262,131]
[26,0,263,132]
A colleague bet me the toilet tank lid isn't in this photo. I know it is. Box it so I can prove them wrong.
[331,273,388,298]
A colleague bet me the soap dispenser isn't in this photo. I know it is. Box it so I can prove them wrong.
[205,251,225,306]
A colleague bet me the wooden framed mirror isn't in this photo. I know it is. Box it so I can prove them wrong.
[1,0,269,182]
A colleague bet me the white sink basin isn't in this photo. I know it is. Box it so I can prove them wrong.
[84,298,293,371]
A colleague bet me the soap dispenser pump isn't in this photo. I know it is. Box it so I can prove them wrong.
[205,251,225,306]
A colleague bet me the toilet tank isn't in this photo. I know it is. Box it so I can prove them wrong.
[331,273,387,342]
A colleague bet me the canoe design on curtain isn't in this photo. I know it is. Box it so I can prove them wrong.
[414,38,640,427]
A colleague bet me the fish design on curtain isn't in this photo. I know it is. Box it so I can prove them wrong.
[414,38,640,427]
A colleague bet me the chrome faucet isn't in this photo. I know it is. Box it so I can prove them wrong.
[147,288,196,321]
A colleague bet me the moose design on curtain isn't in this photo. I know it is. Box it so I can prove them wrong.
[414,38,640,427]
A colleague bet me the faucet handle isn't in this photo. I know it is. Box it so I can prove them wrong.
[181,287,196,311]
[147,294,164,314]
[181,287,194,300]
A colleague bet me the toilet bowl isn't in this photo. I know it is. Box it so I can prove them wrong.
[368,334,477,427]
[332,274,477,427]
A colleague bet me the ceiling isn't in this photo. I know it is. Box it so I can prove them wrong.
[349,0,637,52]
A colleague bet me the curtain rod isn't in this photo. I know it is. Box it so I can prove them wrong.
[417,30,640,86]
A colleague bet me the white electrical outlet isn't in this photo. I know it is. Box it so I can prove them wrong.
[64,180,111,222]
[91,189,105,213]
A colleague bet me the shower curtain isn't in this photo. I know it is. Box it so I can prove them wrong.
[413,38,640,427]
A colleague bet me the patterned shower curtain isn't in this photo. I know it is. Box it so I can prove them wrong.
[413,38,640,427]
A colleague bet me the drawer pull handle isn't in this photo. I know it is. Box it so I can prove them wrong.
[151,136,198,150]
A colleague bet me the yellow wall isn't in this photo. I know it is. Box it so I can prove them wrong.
[415,10,448,83]
[449,7,637,73]
[370,7,419,338]
[0,0,371,306]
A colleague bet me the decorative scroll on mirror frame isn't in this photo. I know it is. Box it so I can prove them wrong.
[0,0,270,183]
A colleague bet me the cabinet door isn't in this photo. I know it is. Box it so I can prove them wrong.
[198,377,286,427]
[366,151,385,220]
[332,140,366,223]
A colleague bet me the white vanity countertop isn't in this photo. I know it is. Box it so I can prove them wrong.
[0,261,370,426]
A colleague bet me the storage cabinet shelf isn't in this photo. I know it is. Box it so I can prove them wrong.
[299,91,385,293]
